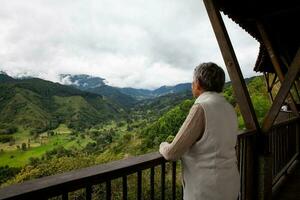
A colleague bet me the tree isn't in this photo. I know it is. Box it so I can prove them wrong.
[21,143,27,151]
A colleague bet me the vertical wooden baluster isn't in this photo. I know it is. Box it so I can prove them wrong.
[237,137,240,200]
[296,121,299,155]
[289,124,292,160]
[291,122,295,159]
[245,136,254,199]
[282,126,287,167]
[277,127,279,173]
[281,127,284,169]
[241,138,245,200]
[161,162,165,200]
[62,192,68,200]
[296,121,298,153]
[172,161,176,200]
[293,122,296,155]
[243,138,247,200]
[288,124,290,159]
[289,123,292,158]
[244,138,247,198]
[106,180,111,200]
[280,127,283,170]
[137,170,142,200]
[86,185,92,200]
[238,138,243,200]
[150,167,155,200]
[122,176,127,200]
[281,127,283,170]
[278,127,281,173]
[275,128,278,175]
[272,130,275,177]
[284,125,288,164]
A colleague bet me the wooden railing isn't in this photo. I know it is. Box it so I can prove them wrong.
[237,129,256,200]
[269,117,299,185]
[0,152,179,200]
[0,118,299,200]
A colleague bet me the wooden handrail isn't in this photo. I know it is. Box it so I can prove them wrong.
[272,116,300,129]
[0,152,165,200]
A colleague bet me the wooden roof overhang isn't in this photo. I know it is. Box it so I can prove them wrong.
[203,0,300,133]
[215,0,300,74]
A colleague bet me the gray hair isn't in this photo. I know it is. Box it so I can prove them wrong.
[193,62,225,93]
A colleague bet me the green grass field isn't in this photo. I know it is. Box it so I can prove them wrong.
[0,119,146,168]
[0,124,93,167]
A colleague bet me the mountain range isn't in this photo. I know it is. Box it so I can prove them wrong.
[60,73,192,100]
[0,72,193,133]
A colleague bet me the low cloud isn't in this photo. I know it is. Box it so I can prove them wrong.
[0,0,260,89]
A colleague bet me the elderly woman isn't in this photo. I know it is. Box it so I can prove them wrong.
[159,62,240,200]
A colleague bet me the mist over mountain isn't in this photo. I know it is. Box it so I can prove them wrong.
[58,73,192,100]
[59,74,107,90]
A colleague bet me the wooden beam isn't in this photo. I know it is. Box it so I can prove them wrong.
[262,48,300,133]
[263,72,274,102]
[257,21,299,117]
[203,0,259,130]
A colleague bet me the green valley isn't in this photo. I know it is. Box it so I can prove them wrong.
[0,74,271,188]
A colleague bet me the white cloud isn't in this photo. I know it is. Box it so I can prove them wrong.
[0,0,261,89]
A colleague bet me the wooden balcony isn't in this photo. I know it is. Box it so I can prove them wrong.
[0,117,298,200]
[0,1,299,199]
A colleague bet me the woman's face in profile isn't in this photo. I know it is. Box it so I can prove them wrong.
[192,80,201,98]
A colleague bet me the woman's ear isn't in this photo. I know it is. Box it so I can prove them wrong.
[196,80,201,91]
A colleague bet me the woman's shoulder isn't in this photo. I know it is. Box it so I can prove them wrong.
[192,102,204,109]
[190,103,205,116]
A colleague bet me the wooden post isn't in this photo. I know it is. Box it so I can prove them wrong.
[257,21,299,117]
[262,48,300,133]
[257,154,272,200]
[203,0,259,131]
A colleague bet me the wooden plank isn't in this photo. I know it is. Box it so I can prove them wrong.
[137,170,142,200]
[161,162,165,200]
[150,167,155,200]
[106,181,111,200]
[122,176,127,200]
[172,162,176,200]
[256,21,299,117]
[262,48,300,133]
[62,192,68,200]
[203,0,259,130]
[245,135,255,200]
[86,185,92,200]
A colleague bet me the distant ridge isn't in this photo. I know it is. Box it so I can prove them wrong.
[0,75,125,132]
[58,73,192,100]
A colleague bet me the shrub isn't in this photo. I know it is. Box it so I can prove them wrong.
[0,135,14,143]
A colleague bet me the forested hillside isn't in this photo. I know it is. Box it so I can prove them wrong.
[0,74,125,133]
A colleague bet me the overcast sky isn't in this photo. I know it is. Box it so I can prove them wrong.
[0,0,261,89]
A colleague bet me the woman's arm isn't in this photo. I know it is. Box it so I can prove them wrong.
[159,104,205,161]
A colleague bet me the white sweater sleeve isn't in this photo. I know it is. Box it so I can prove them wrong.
[159,104,205,161]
